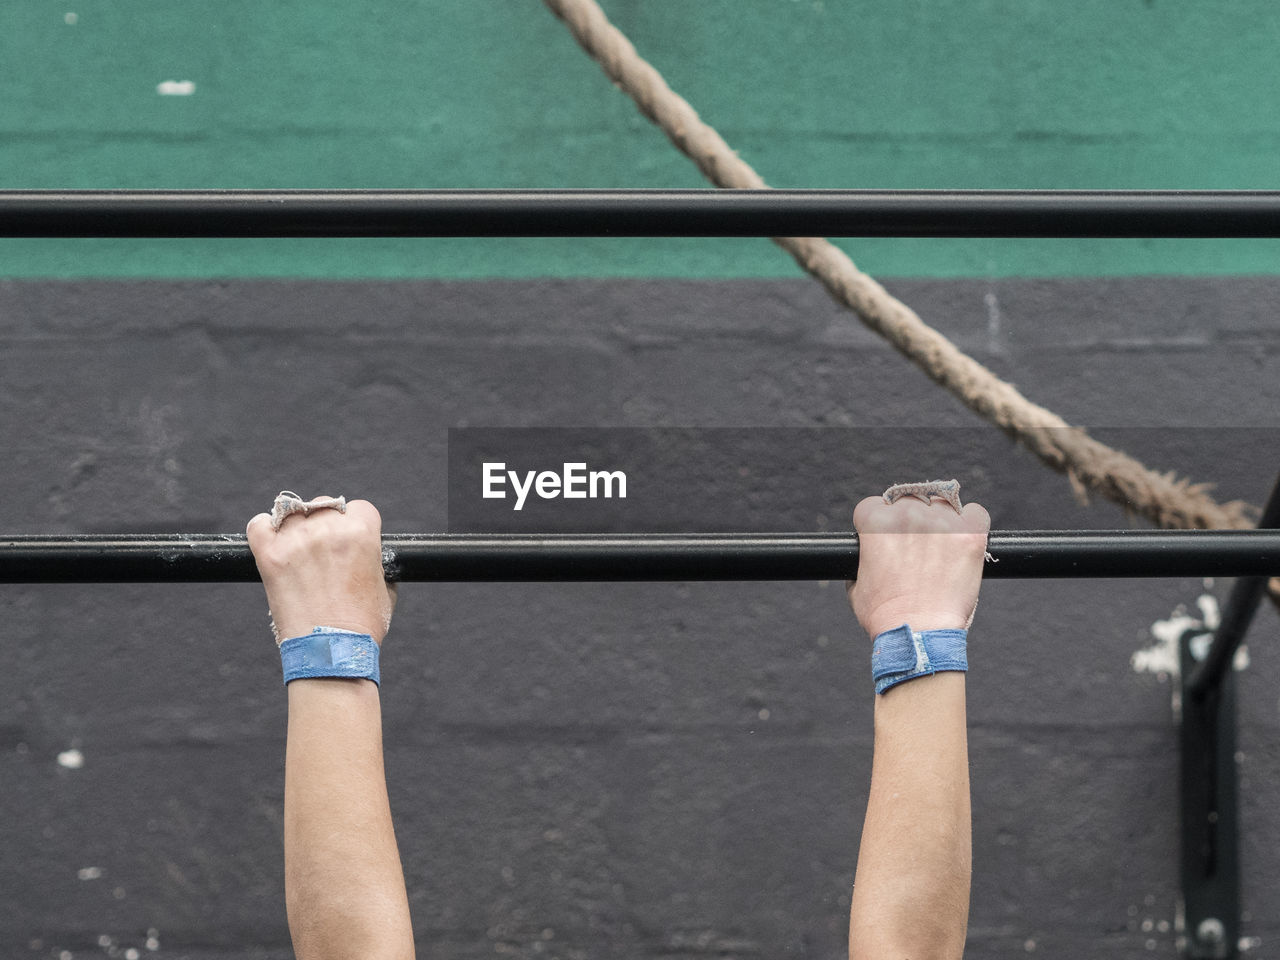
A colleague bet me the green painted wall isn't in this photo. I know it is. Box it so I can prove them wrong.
[2,0,1278,278]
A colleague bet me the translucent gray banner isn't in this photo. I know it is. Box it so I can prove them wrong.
[447,428,1278,533]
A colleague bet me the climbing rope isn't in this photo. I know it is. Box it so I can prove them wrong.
[542,0,1280,605]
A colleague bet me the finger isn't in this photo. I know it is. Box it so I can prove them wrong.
[344,499,382,533]
[855,493,941,534]
[852,495,887,532]
[960,501,991,533]
[245,512,274,552]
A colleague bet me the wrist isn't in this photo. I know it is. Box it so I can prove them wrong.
[863,613,969,640]
[865,619,962,642]
[272,612,387,647]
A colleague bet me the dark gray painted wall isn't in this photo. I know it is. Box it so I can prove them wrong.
[1,277,1278,959]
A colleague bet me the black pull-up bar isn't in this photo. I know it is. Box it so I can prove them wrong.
[1,530,1277,583]
[5,190,1280,238]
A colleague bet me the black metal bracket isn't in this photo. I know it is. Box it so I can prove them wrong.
[1178,471,1280,957]
[1179,624,1241,959]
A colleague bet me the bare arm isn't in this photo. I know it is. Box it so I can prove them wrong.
[846,493,990,960]
[247,499,414,960]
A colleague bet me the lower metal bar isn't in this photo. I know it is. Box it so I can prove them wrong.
[0,530,1277,583]
[5,190,1280,238]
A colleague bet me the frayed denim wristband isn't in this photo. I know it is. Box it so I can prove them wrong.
[871,624,967,695]
[280,627,380,687]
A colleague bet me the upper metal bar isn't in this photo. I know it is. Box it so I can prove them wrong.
[4,190,1280,238]
[1,530,1277,583]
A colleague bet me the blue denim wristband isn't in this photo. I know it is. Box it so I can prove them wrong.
[280,627,381,687]
[871,624,967,695]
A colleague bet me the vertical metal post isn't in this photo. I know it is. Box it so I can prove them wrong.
[1179,625,1240,960]
[1179,471,1278,957]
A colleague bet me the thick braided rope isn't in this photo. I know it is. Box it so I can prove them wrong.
[542,0,1264,540]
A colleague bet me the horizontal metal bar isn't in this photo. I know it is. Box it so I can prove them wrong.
[0,531,1277,583]
[5,190,1280,238]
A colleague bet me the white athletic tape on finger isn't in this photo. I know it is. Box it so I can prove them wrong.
[881,479,963,513]
[269,490,348,531]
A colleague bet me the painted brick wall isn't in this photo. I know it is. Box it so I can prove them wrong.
[1,277,1277,957]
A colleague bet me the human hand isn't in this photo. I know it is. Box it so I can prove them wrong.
[847,493,990,640]
[246,497,396,645]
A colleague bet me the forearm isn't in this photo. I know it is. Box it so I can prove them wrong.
[849,672,971,960]
[285,678,415,960]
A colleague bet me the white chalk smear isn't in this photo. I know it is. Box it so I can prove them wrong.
[984,289,1003,345]
[57,748,84,769]
[157,80,195,96]
[1132,592,1238,681]
[77,866,102,880]
[65,12,78,25]
[1134,607,1197,680]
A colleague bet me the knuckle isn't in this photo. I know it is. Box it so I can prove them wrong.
[352,502,382,535]
[257,543,292,574]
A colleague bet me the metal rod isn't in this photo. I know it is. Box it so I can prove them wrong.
[1185,473,1280,700]
[1179,627,1241,959]
[0,530,1277,583]
[5,190,1280,238]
